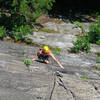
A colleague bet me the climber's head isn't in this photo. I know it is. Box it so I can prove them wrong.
[43,45,50,53]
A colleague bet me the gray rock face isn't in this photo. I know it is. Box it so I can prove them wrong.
[0,41,100,100]
[29,22,99,53]
[30,32,77,50]
[42,22,82,34]
[0,21,100,100]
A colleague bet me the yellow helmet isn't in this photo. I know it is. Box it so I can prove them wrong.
[43,45,50,53]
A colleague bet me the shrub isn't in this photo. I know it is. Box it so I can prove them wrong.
[87,22,100,44]
[0,26,7,39]
[96,40,100,45]
[95,66,100,71]
[24,59,31,67]
[12,0,55,21]
[0,0,55,41]
[12,25,34,41]
[96,57,100,63]
[72,37,91,53]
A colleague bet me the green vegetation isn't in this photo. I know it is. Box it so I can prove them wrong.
[96,52,100,56]
[93,65,100,71]
[96,57,100,63]
[50,46,62,55]
[73,19,100,53]
[12,25,34,41]
[0,0,55,41]
[95,66,100,71]
[73,21,91,53]
[39,27,54,33]
[87,22,100,44]
[0,1,100,54]
[96,52,100,64]
[81,76,88,80]
[91,12,100,19]
[74,21,84,34]
[24,59,31,67]
[72,37,91,53]
[74,21,82,26]
[0,26,7,39]
[52,50,60,55]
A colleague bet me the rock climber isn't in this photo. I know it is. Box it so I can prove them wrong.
[32,45,64,69]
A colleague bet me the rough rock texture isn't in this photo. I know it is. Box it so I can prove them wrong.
[42,22,90,34]
[0,40,100,100]
[30,32,77,50]
[29,22,100,53]
[0,21,100,100]
[42,22,82,34]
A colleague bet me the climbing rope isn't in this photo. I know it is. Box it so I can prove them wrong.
[49,65,76,100]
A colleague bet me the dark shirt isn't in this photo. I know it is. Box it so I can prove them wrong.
[37,49,50,61]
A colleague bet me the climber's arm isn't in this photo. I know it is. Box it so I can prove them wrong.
[50,52,64,69]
